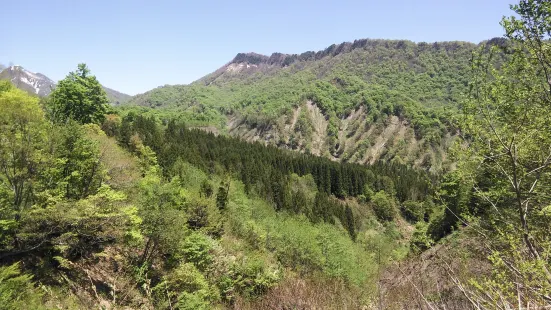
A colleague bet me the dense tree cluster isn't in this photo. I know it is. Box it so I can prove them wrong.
[0,65,411,308]
[0,80,137,277]
[113,113,431,238]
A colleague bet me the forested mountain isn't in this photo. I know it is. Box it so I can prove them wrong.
[125,39,502,172]
[0,65,132,105]
[1,0,551,309]
[0,68,421,309]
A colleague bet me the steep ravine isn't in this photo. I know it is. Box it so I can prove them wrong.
[224,101,451,170]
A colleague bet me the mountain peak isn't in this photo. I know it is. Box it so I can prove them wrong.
[0,64,131,104]
[229,52,296,67]
[231,52,270,65]
[0,65,55,96]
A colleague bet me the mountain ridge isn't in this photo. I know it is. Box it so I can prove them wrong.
[0,65,56,97]
[0,65,132,105]
[124,37,488,171]
[197,38,496,87]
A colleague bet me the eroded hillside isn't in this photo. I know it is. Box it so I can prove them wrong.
[223,100,454,172]
[125,39,487,170]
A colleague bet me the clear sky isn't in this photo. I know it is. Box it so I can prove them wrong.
[2,0,514,95]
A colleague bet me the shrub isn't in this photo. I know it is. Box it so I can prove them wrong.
[372,191,397,222]
[154,262,219,309]
[0,263,45,310]
[180,233,214,272]
[410,221,433,253]
[401,200,425,223]
[230,254,281,298]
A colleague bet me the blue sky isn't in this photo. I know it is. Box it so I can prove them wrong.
[2,0,514,95]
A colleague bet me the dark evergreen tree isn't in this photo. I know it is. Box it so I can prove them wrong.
[216,181,229,211]
[344,206,356,241]
[200,179,214,198]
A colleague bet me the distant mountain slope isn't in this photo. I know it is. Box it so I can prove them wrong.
[0,65,56,96]
[0,65,131,105]
[126,38,493,171]
[102,85,132,105]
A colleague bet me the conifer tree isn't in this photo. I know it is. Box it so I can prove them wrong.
[216,181,229,211]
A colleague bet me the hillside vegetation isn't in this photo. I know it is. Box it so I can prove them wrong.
[0,64,131,105]
[125,38,500,171]
[0,69,429,308]
[1,0,551,309]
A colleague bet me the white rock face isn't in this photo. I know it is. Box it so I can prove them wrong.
[225,63,258,73]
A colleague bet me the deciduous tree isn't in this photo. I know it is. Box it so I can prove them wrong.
[461,0,551,305]
[48,63,108,124]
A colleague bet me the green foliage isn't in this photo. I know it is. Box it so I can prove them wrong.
[101,114,121,137]
[130,40,473,123]
[410,221,433,253]
[0,80,13,92]
[111,112,405,307]
[226,182,376,287]
[216,181,229,211]
[138,169,190,264]
[0,87,128,260]
[0,86,47,211]
[0,36,479,308]
[0,263,45,310]
[401,200,425,223]
[121,39,479,169]
[11,184,136,259]
[200,179,214,198]
[154,262,219,310]
[361,184,374,202]
[180,233,214,272]
[452,0,551,306]
[372,191,397,222]
[427,171,472,241]
[49,122,106,200]
[225,254,281,299]
[115,115,430,224]
[48,63,108,124]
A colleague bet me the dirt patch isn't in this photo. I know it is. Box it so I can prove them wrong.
[305,101,328,156]
[364,116,400,164]
[286,106,301,133]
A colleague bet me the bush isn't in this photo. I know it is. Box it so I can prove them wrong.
[410,222,433,253]
[401,200,425,222]
[372,191,397,222]
[229,254,281,298]
[180,233,214,272]
[0,263,45,310]
[154,262,219,310]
